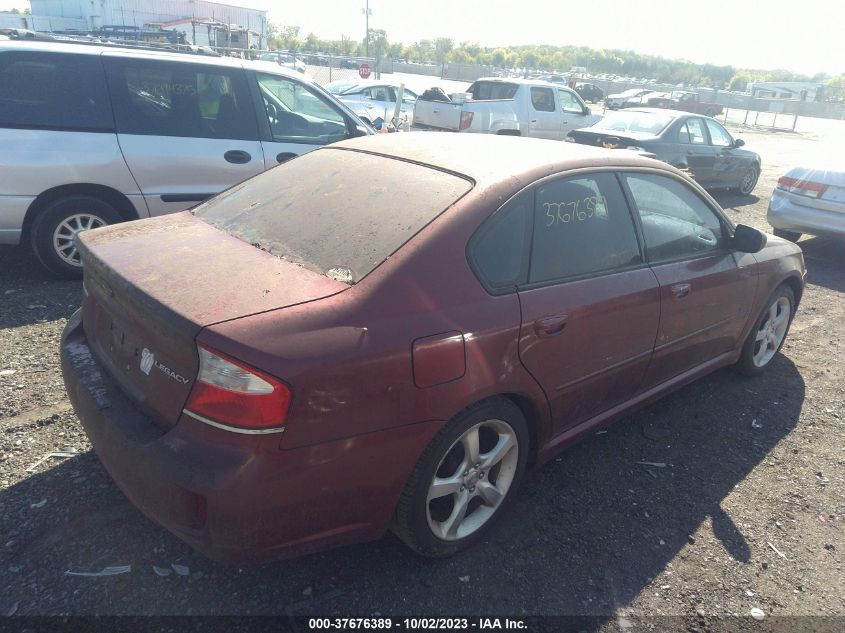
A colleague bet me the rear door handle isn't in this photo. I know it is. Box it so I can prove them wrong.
[671,283,692,299]
[224,150,252,164]
[534,314,568,337]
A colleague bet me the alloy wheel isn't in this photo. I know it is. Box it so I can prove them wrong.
[426,419,519,541]
[52,213,107,267]
[752,297,791,367]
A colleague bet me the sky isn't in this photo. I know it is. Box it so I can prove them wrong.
[2,0,843,75]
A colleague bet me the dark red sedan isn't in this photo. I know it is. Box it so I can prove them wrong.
[61,134,806,563]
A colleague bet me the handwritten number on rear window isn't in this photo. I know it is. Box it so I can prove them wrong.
[544,195,607,227]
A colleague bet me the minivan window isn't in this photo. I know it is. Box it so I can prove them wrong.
[256,73,348,144]
[195,149,473,283]
[106,59,258,140]
[529,173,641,284]
[0,52,112,130]
[467,81,519,100]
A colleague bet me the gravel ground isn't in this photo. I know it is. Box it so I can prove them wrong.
[0,123,842,629]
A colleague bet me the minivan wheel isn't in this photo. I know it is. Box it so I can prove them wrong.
[393,398,528,557]
[30,196,123,279]
[737,285,795,376]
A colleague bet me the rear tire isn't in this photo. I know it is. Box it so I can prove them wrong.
[30,196,123,279]
[736,285,795,376]
[773,228,802,243]
[392,397,529,557]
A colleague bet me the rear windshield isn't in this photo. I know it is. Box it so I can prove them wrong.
[194,149,473,283]
[594,110,675,135]
[467,81,519,100]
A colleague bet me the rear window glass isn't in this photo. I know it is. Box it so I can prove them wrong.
[468,81,519,100]
[596,111,675,135]
[195,149,473,283]
[0,51,112,130]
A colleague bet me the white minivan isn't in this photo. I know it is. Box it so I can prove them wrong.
[0,39,372,277]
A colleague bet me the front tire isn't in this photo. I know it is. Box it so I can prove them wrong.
[30,196,123,279]
[393,398,529,557]
[735,166,759,195]
[737,285,795,376]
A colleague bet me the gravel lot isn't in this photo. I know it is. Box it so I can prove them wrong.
[0,121,842,628]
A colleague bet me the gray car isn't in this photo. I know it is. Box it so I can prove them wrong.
[0,40,371,277]
[767,165,845,241]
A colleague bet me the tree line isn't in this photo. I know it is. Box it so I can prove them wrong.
[268,25,845,101]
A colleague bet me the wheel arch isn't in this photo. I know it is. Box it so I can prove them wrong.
[22,184,142,243]
[781,273,804,310]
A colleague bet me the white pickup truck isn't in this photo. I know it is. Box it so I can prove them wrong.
[412,78,601,139]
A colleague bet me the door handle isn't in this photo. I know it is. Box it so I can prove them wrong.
[671,283,692,300]
[534,314,568,337]
[224,150,252,164]
[276,152,297,164]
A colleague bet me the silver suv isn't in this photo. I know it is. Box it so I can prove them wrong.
[0,40,371,277]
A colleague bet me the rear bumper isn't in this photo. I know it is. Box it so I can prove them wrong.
[767,189,845,239]
[61,310,440,563]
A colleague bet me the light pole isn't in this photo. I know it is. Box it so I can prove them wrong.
[363,1,372,58]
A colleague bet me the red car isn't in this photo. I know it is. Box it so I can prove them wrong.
[61,134,806,563]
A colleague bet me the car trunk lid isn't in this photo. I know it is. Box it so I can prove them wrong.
[78,212,347,430]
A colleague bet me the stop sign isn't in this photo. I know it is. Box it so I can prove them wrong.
[358,63,371,79]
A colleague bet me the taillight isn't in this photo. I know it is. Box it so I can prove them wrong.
[184,344,291,432]
[459,111,474,131]
[776,176,829,199]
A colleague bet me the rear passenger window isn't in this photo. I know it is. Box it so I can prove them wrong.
[678,119,706,144]
[0,52,112,130]
[529,173,641,284]
[106,59,258,140]
[624,173,726,261]
[531,87,555,112]
[470,192,532,291]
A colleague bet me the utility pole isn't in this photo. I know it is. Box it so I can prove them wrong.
[363,1,371,58]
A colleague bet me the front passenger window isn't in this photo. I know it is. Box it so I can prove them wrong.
[624,173,725,262]
[256,73,348,144]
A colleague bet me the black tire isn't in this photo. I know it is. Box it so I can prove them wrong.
[393,397,529,557]
[30,196,123,279]
[736,284,796,376]
[704,107,717,117]
[773,228,802,243]
[735,165,760,195]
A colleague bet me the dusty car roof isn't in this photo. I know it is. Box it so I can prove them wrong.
[330,132,673,183]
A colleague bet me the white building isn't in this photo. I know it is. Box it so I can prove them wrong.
[26,0,268,47]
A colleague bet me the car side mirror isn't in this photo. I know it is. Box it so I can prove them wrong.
[583,106,592,116]
[733,224,766,253]
[733,138,745,148]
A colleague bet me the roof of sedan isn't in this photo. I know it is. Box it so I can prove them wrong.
[331,132,672,183]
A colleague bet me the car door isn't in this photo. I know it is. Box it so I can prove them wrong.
[622,172,756,390]
[676,117,716,186]
[252,71,355,167]
[515,172,660,434]
[704,118,745,188]
[557,88,593,135]
[104,56,265,217]
[528,86,560,139]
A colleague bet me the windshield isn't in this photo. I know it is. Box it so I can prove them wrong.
[194,149,473,283]
[593,110,676,135]
[325,81,360,94]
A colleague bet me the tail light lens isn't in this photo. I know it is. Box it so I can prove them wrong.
[776,176,829,199]
[185,344,291,432]
[459,111,474,131]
